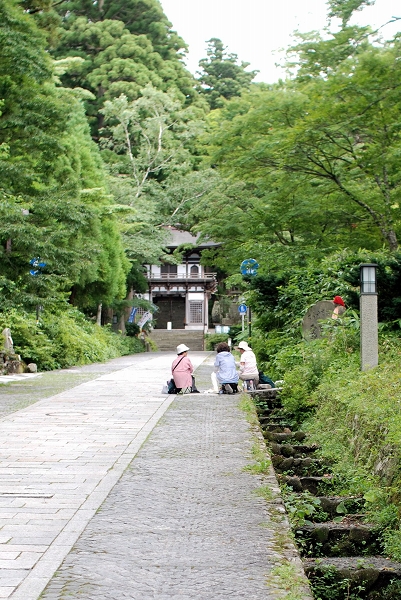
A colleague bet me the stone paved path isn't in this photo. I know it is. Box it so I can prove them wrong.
[0,353,312,599]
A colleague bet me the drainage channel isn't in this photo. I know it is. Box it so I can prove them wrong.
[249,388,401,600]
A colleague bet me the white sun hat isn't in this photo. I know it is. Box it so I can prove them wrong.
[176,344,190,354]
[236,341,250,350]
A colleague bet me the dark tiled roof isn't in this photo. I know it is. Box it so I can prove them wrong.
[164,227,220,249]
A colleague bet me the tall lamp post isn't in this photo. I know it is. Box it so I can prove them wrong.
[360,263,378,371]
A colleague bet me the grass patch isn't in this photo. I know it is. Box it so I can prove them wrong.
[243,439,271,474]
[238,394,260,426]
[253,485,274,501]
[270,562,312,600]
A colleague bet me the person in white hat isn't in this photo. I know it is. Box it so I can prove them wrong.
[236,341,259,390]
[171,344,194,393]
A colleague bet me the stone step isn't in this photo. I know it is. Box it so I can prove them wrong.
[265,430,307,443]
[304,556,401,594]
[296,521,380,557]
[283,475,333,495]
[272,455,326,476]
[317,496,365,518]
[269,442,319,456]
[149,330,204,351]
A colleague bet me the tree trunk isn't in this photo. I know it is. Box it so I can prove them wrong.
[96,303,102,326]
[387,229,398,252]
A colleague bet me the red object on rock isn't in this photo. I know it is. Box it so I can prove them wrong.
[333,295,345,306]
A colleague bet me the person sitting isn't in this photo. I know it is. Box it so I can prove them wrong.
[171,344,193,394]
[236,341,259,391]
[213,342,239,394]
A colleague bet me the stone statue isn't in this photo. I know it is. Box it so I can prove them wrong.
[2,328,14,353]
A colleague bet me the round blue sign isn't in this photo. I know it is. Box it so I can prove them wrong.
[238,304,247,314]
[240,258,259,276]
[29,257,46,277]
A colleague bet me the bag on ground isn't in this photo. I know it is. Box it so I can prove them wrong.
[191,375,200,393]
[167,378,178,394]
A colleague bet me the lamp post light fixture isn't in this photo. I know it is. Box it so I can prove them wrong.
[360,263,377,294]
[359,263,378,371]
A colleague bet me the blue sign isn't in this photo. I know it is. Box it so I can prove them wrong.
[29,257,46,277]
[240,258,259,277]
[128,307,138,323]
[238,304,247,314]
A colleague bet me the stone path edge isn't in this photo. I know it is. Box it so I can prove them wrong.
[9,393,176,600]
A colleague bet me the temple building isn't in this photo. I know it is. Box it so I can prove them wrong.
[143,227,218,331]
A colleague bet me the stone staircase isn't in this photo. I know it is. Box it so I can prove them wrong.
[256,389,401,598]
[149,329,205,352]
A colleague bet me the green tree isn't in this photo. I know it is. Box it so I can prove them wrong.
[197,35,401,256]
[53,3,196,137]
[197,38,258,109]
[327,0,374,27]
[55,0,187,58]
[101,86,195,197]
[0,1,129,313]
[99,85,215,264]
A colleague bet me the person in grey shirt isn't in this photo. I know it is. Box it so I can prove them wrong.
[214,342,239,394]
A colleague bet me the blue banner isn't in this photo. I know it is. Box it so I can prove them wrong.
[128,307,138,323]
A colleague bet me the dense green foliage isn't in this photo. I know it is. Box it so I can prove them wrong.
[1,0,207,358]
[0,0,129,317]
[204,332,229,350]
[272,323,401,563]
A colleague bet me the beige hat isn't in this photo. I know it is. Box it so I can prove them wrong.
[236,341,250,350]
[176,344,189,354]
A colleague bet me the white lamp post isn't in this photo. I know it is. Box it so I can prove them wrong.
[360,263,378,371]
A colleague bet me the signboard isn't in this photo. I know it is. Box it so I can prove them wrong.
[238,304,247,314]
[240,258,259,277]
[137,311,152,329]
[29,257,46,277]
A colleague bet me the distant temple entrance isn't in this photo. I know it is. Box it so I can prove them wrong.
[152,296,186,329]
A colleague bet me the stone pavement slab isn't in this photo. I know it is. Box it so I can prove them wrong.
[0,353,208,599]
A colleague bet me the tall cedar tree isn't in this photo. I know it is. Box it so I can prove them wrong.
[53,0,196,138]
[55,0,187,58]
[196,38,258,109]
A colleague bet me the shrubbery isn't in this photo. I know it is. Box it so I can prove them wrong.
[0,308,144,370]
[247,251,401,561]
[254,313,401,560]
[204,333,229,350]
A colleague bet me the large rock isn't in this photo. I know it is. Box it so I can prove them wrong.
[302,301,335,340]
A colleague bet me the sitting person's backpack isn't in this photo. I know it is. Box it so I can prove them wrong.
[258,372,275,388]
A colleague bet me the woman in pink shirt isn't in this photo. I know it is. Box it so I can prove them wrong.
[171,344,194,394]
